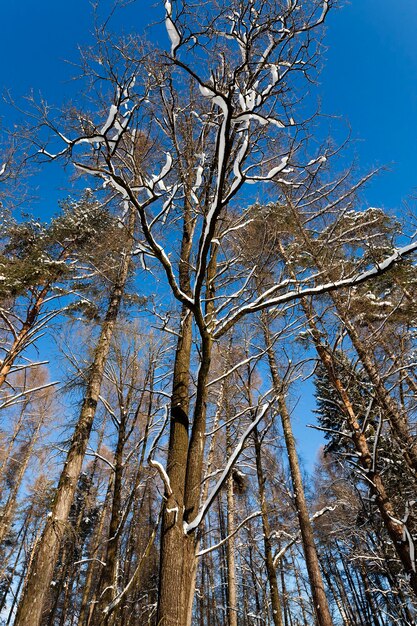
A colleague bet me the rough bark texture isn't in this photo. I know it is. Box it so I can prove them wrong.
[157,221,218,624]
[14,210,136,626]
[157,202,194,625]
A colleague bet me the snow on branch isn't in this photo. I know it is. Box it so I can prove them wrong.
[273,504,337,566]
[149,459,173,497]
[165,0,182,56]
[214,240,417,338]
[196,511,262,557]
[148,404,172,496]
[184,402,269,534]
[0,381,59,411]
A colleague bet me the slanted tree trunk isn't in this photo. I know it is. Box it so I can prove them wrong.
[275,235,417,597]
[261,313,334,626]
[302,300,417,596]
[14,207,136,626]
[328,289,417,475]
[0,412,45,544]
[285,206,417,476]
[0,286,50,389]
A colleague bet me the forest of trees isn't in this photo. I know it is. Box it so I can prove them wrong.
[0,0,416,624]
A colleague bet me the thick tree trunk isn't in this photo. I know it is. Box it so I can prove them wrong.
[156,304,194,626]
[14,209,136,626]
[157,224,216,624]
[156,203,195,624]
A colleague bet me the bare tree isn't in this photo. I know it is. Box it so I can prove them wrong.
[6,1,417,624]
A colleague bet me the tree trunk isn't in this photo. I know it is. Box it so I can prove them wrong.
[0,287,49,388]
[91,420,126,625]
[156,196,195,624]
[226,424,238,626]
[253,425,284,626]
[276,235,417,597]
[262,316,334,626]
[0,414,44,544]
[303,303,417,596]
[287,212,417,476]
[14,208,136,626]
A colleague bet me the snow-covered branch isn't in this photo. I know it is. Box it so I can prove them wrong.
[214,240,417,337]
[184,403,269,534]
[196,511,262,557]
[273,505,337,566]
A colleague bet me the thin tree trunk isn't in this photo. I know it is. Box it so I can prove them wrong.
[285,208,417,475]
[91,421,126,625]
[277,236,417,597]
[321,555,351,626]
[0,287,49,388]
[78,473,114,624]
[0,510,30,613]
[253,425,284,626]
[0,414,45,544]
[262,315,334,626]
[0,399,27,495]
[226,424,238,626]
[305,306,417,595]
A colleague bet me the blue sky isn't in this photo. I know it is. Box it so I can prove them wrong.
[321,0,417,210]
[1,0,416,210]
[1,0,416,469]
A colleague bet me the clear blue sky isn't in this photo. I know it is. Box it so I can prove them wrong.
[1,0,416,468]
[1,0,416,209]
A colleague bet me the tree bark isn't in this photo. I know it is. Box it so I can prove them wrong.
[14,208,136,626]
[226,424,238,626]
[156,198,194,625]
[262,315,334,626]
[253,425,284,626]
